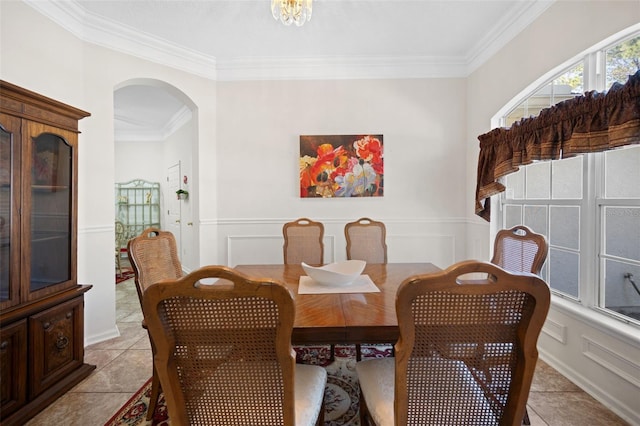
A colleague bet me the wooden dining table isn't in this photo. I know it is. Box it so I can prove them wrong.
[234,263,441,346]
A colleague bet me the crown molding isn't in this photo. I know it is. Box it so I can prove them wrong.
[24,0,218,79]
[24,0,554,81]
[465,0,555,73]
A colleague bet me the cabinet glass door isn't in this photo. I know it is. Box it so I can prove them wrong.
[0,114,21,309]
[1,126,11,302]
[30,133,72,291]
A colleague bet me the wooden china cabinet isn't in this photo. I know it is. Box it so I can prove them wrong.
[0,81,95,425]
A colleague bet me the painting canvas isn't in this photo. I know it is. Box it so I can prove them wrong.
[300,135,383,198]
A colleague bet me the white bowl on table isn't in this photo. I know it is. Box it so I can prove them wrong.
[301,260,366,286]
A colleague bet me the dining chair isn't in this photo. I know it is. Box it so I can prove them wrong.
[356,260,550,426]
[282,218,335,361]
[344,217,389,360]
[344,217,387,264]
[127,227,183,421]
[491,225,548,276]
[491,225,547,425]
[283,217,324,265]
[141,265,327,426]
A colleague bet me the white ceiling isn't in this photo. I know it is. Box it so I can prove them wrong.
[25,0,554,140]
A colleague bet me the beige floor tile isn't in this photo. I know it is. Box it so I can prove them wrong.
[88,321,147,351]
[527,391,630,426]
[25,391,131,426]
[119,311,144,324]
[526,405,549,426]
[84,348,126,371]
[73,349,152,393]
[130,335,152,350]
[531,360,582,392]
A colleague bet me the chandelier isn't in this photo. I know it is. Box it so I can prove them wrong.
[271,0,312,27]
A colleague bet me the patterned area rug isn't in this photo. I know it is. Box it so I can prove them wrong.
[116,269,135,284]
[104,344,392,426]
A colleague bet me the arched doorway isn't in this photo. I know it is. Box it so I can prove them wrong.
[113,79,199,272]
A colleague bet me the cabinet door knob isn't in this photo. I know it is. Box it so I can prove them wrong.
[66,311,72,319]
[43,322,51,330]
[56,335,69,350]
[0,341,8,350]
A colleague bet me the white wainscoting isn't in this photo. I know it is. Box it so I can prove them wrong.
[227,235,337,266]
[386,234,455,268]
[538,302,640,425]
[219,217,466,268]
[541,317,567,344]
[227,233,456,268]
[582,336,640,389]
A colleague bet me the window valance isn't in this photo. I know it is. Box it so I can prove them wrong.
[475,70,640,221]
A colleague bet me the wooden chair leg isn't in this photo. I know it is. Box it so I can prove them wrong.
[359,388,372,426]
[146,368,161,421]
[315,391,325,426]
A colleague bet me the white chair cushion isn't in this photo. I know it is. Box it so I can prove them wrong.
[356,356,497,425]
[295,363,328,426]
[355,357,395,426]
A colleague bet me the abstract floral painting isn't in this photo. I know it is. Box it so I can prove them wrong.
[299,135,384,198]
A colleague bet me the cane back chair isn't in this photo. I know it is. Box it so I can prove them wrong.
[491,225,548,276]
[141,265,327,426]
[344,217,389,359]
[345,217,388,264]
[491,225,548,425]
[127,227,183,420]
[356,260,550,426]
[283,218,324,266]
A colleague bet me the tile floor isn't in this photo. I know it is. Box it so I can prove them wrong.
[26,277,630,426]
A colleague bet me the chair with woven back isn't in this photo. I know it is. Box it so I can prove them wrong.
[345,217,388,264]
[282,217,334,361]
[283,218,324,266]
[127,227,183,421]
[356,260,551,426]
[344,217,389,360]
[141,265,327,426]
[491,225,548,425]
[491,225,548,276]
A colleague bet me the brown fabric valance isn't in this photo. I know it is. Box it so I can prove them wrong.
[475,70,640,221]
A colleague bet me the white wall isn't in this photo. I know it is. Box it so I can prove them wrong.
[215,78,469,266]
[1,1,218,346]
[466,2,640,423]
[115,140,165,185]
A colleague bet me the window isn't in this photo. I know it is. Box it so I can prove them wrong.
[505,62,584,127]
[599,146,640,321]
[498,34,640,324]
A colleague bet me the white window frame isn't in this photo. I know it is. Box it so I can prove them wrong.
[493,28,640,328]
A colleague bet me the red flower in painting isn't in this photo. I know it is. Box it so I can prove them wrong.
[354,136,383,174]
[310,144,345,179]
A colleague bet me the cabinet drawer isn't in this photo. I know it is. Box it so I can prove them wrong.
[0,319,27,419]
[29,297,84,398]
